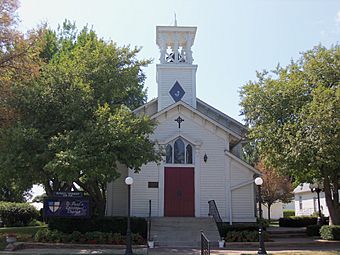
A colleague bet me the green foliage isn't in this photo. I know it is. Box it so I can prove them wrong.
[320,225,340,240]
[34,228,145,244]
[0,183,31,202]
[0,225,45,244]
[283,210,295,218]
[306,224,321,236]
[217,223,260,238]
[0,21,162,215]
[224,230,269,242]
[240,45,340,224]
[47,217,147,238]
[241,141,259,167]
[0,226,46,235]
[257,218,270,228]
[279,216,318,227]
[0,202,39,227]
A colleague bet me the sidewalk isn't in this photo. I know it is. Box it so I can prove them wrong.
[1,247,340,255]
[0,238,339,254]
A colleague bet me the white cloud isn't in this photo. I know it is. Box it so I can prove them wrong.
[336,10,340,24]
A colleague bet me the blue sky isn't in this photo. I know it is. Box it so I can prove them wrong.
[18,0,340,122]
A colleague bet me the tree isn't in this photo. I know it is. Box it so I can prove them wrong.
[240,45,340,224]
[0,0,45,201]
[0,22,162,215]
[256,161,293,220]
[0,0,44,128]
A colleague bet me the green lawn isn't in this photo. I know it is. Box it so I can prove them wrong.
[0,225,46,235]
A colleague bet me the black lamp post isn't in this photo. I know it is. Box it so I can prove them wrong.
[309,181,323,226]
[125,176,134,255]
[255,177,267,255]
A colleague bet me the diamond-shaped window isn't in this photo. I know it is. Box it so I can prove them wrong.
[169,81,185,102]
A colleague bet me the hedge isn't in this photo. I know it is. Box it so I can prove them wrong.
[279,216,329,227]
[224,230,269,242]
[283,210,295,218]
[0,202,39,227]
[48,217,147,238]
[306,224,321,236]
[320,225,340,240]
[34,228,145,244]
[217,223,263,238]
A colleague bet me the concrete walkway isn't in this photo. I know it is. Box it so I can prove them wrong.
[1,241,340,255]
[1,247,340,255]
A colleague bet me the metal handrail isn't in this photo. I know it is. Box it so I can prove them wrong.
[208,200,222,223]
[148,200,151,241]
[201,230,210,255]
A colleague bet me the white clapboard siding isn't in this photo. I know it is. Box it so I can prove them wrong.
[157,64,197,111]
[107,102,257,222]
[130,162,160,217]
[106,164,128,216]
[231,184,255,222]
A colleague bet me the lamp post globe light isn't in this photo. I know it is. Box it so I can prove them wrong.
[255,177,267,255]
[125,176,134,255]
[309,181,324,226]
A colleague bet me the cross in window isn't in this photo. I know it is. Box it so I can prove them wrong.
[174,116,184,128]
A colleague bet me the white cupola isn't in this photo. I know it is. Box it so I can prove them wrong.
[156,24,198,111]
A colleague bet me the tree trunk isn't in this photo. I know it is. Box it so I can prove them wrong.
[75,180,106,217]
[92,197,106,217]
[323,176,340,225]
[267,204,271,221]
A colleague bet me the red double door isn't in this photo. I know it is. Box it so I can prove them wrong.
[164,167,194,217]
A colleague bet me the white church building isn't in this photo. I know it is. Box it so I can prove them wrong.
[106,24,260,223]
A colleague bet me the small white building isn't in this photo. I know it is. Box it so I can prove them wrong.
[294,183,329,217]
[106,23,260,223]
[262,202,284,220]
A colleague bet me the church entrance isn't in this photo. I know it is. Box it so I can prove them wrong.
[164,167,194,217]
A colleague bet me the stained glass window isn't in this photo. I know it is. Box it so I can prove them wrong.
[166,144,172,163]
[186,144,193,164]
[174,138,185,163]
[165,138,193,164]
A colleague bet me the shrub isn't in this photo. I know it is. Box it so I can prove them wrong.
[283,210,295,218]
[33,229,145,244]
[306,225,321,236]
[0,202,39,227]
[224,230,269,242]
[217,223,260,237]
[47,217,147,238]
[279,216,329,227]
[279,216,317,227]
[257,218,270,228]
[320,225,340,240]
[69,231,82,243]
[34,228,49,242]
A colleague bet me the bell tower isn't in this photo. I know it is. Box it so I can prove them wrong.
[156,24,198,111]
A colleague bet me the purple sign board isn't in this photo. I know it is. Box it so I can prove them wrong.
[43,197,90,218]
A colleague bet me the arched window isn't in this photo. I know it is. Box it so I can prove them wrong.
[174,138,185,164]
[186,144,193,164]
[165,138,194,164]
[166,144,172,163]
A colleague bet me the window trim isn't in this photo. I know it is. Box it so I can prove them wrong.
[165,138,194,165]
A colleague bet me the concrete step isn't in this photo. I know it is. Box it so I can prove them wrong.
[154,240,219,248]
[150,217,220,248]
[267,227,307,239]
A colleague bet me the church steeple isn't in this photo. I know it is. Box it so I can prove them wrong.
[156,24,198,111]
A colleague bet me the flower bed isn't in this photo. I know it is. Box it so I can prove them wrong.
[34,229,145,245]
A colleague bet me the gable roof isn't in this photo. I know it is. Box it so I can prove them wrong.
[196,99,247,137]
[134,98,259,174]
[134,98,247,139]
